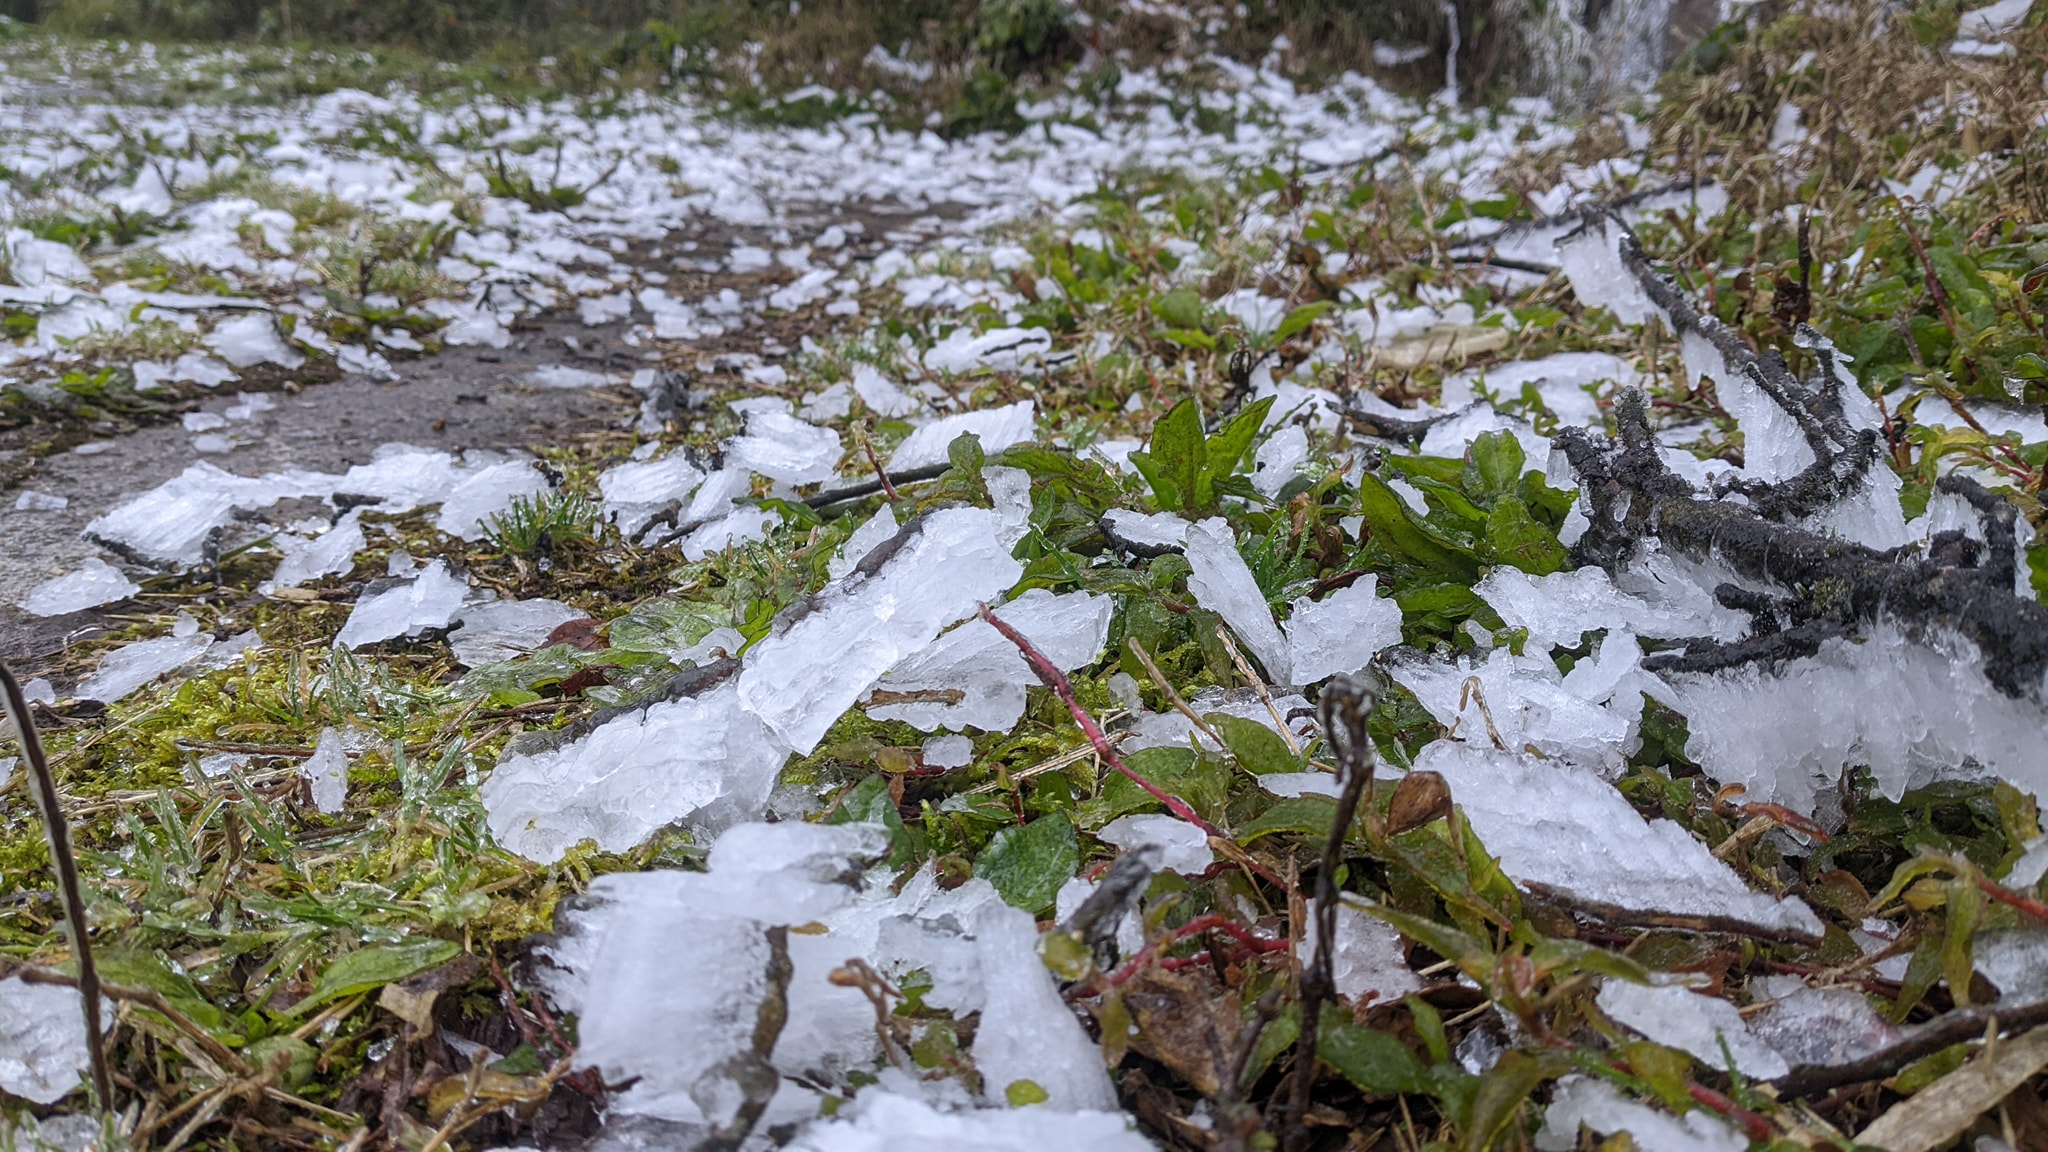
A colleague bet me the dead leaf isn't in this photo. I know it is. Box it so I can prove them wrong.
[1386,771,1451,835]
[1123,967,1241,1099]
[1857,1025,2048,1152]
[376,954,481,1030]
[544,618,606,651]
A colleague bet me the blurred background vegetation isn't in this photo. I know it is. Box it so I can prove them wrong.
[0,0,1470,121]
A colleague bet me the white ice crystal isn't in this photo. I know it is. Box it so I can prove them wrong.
[20,558,139,617]
[599,453,704,539]
[1555,216,1657,326]
[300,727,348,814]
[1301,904,1421,1004]
[922,733,974,769]
[864,589,1112,733]
[261,509,365,593]
[73,628,215,704]
[203,312,303,369]
[1394,650,1634,770]
[727,411,844,486]
[1183,517,1291,684]
[1415,742,1824,941]
[1097,814,1213,876]
[827,504,900,582]
[888,401,1036,471]
[850,364,919,418]
[738,507,1023,755]
[922,326,1052,375]
[1100,508,1191,551]
[785,1090,1151,1152]
[1283,576,1404,685]
[1597,980,1789,1079]
[1475,565,1692,650]
[0,977,103,1104]
[1746,975,1900,1069]
[448,599,587,667]
[434,460,549,541]
[332,560,467,649]
[1536,1075,1746,1152]
[484,679,792,863]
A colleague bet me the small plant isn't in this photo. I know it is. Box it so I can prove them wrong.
[1128,395,1276,517]
[485,490,601,555]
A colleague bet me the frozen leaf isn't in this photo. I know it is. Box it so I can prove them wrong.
[302,940,461,1013]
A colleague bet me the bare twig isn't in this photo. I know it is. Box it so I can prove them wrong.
[1284,673,1381,1152]
[0,661,113,1107]
[1213,623,1303,757]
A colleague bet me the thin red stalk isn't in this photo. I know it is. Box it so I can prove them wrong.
[1687,1083,1775,1143]
[1978,876,2048,924]
[979,602,1219,837]
[1104,913,1287,987]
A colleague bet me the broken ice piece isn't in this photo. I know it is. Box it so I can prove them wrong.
[1299,903,1421,1004]
[827,504,900,582]
[738,507,1023,755]
[863,589,1112,734]
[1096,814,1213,876]
[1974,927,2048,1008]
[785,1090,1153,1151]
[1597,980,1790,1079]
[1555,216,1658,327]
[0,975,105,1104]
[20,557,140,617]
[726,411,844,486]
[332,561,467,649]
[17,679,56,706]
[680,506,779,562]
[261,509,366,593]
[448,599,589,667]
[301,728,348,814]
[482,680,792,863]
[1535,1075,1746,1152]
[434,460,549,541]
[13,490,67,512]
[599,452,704,539]
[850,364,919,418]
[1415,742,1824,942]
[1476,565,1692,650]
[1746,975,1900,1069]
[1183,517,1292,684]
[887,401,1036,471]
[1283,576,1403,685]
[922,733,974,769]
[204,312,304,370]
[73,630,215,703]
[921,326,1053,376]
[1099,508,1190,552]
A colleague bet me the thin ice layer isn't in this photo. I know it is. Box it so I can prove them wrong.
[786,1090,1151,1152]
[301,727,348,814]
[738,507,1023,756]
[434,460,549,541]
[332,561,468,649]
[1536,1075,1746,1152]
[1097,815,1213,876]
[864,589,1112,732]
[1746,975,1900,1069]
[1300,904,1421,1004]
[1554,217,1656,326]
[73,630,215,703]
[599,453,705,539]
[1415,742,1824,941]
[482,679,791,864]
[1183,517,1292,684]
[20,557,139,617]
[261,509,365,593]
[1393,649,1635,771]
[1597,981,1789,1079]
[827,505,900,582]
[1476,565,1693,649]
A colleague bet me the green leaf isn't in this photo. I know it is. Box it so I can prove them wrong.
[1272,300,1333,345]
[947,431,988,476]
[96,949,227,1034]
[1151,287,1207,330]
[245,1034,317,1090]
[1202,396,1277,498]
[1211,713,1298,775]
[1407,993,1450,1066]
[1004,1079,1050,1106]
[1482,496,1568,575]
[1085,747,1229,827]
[1459,1050,1555,1152]
[1467,431,1526,499]
[1138,398,1204,513]
[1236,796,1339,844]
[974,813,1080,915]
[828,773,914,865]
[1318,1007,1426,1095]
[2013,352,2048,381]
[297,939,460,1015]
[1358,473,1480,577]
[1159,327,1216,351]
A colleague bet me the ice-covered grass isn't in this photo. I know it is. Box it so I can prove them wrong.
[7,4,2048,1149]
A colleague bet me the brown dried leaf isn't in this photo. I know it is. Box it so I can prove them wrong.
[1856,1025,2048,1152]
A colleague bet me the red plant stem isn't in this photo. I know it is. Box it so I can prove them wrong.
[1895,202,1961,337]
[979,602,1221,837]
[1687,1083,1775,1143]
[1979,876,2048,924]
[860,435,899,502]
[1104,913,1288,987]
